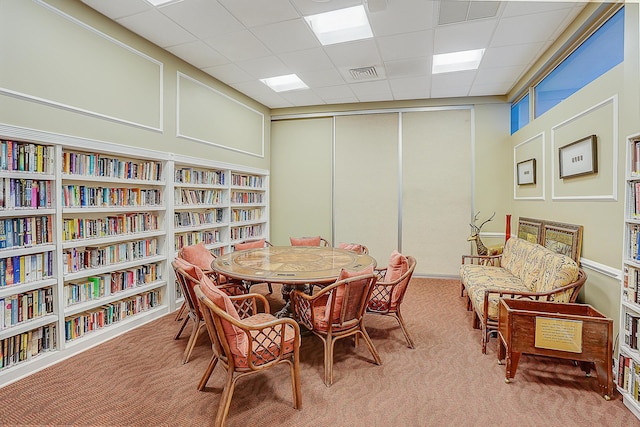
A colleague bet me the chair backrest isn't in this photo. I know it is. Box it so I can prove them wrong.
[337,242,369,254]
[369,256,416,312]
[324,273,376,326]
[172,259,204,319]
[290,236,330,247]
[234,238,272,251]
[178,242,216,272]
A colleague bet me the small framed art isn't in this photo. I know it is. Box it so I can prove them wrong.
[559,135,598,179]
[517,158,536,185]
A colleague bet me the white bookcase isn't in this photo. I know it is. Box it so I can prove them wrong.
[618,133,640,420]
[0,125,269,388]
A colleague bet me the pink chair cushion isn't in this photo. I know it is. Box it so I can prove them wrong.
[234,239,266,250]
[181,242,215,271]
[338,242,364,254]
[324,266,374,323]
[384,250,409,283]
[290,236,321,246]
[195,268,248,358]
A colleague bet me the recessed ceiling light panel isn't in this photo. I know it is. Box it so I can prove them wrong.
[432,49,485,74]
[260,74,309,92]
[305,5,373,46]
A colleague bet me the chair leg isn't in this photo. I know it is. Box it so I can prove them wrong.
[174,315,190,340]
[289,357,302,409]
[214,370,236,427]
[394,310,415,349]
[197,354,219,391]
[323,336,335,387]
[175,301,186,321]
[182,318,202,364]
[358,326,382,365]
[267,283,273,293]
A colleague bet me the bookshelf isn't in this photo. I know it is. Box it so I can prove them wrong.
[619,133,640,420]
[0,126,269,388]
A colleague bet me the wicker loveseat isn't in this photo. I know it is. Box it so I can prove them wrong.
[460,237,587,353]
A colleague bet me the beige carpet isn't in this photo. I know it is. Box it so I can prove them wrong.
[0,278,634,427]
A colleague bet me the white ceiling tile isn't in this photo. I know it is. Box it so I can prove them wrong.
[280,48,335,73]
[434,19,497,54]
[203,63,253,85]
[288,0,361,16]
[204,30,271,62]
[350,80,392,99]
[218,0,300,28]
[81,0,150,19]
[323,39,382,68]
[250,19,319,54]
[314,85,356,101]
[377,30,433,62]
[502,2,578,18]
[297,69,346,88]
[166,41,229,69]
[430,70,476,98]
[384,58,430,79]
[117,9,197,48]
[481,43,545,69]
[236,56,290,79]
[231,80,292,107]
[389,76,430,99]
[368,0,435,37]
[159,0,244,39]
[468,82,512,97]
[474,65,524,86]
[491,10,573,47]
[278,90,325,107]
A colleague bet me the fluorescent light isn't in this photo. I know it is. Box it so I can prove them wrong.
[432,49,485,74]
[260,74,308,92]
[305,5,373,46]
[145,0,182,6]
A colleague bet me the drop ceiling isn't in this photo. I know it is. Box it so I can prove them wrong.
[80,0,587,109]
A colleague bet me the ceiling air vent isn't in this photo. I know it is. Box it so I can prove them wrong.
[349,66,378,80]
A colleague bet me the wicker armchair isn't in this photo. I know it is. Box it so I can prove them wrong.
[367,255,417,348]
[337,242,369,254]
[233,239,274,293]
[291,271,381,386]
[194,269,302,427]
[290,236,330,247]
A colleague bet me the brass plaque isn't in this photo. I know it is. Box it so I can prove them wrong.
[534,317,583,353]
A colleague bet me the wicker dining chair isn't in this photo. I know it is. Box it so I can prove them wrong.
[290,269,381,386]
[289,236,330,247]
[193,268,302,427]
[366,253,417,348]
[233,238,274,293]
[337,242,369,254]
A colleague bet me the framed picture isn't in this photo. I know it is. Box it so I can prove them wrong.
[559,135,598,179]
[541,221,583,264]
[517,217,544,244]
[517,158,536,185]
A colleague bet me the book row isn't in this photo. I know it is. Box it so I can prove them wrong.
[628,181,640,219]
[629,224,640,260]
[0,287,54,330]
[231,208,262,223]
[62,185,162,208]
[231,174,264,188]
[619,353,640,402]
[230,191,263,204]
[62,213,159,242]
[64,263,161,307]
[62,239,159,274]
[0,252,54,288]
[0,140,54,174]
[64,289,161,342]
[174,209,223,228]
[62,151,162,181]
[625,312,640,350]
[174,168,224,186]
[230,224,263,241]
[0,324,56,370]
[0,215,53,249]
[624,265,640,306]
[175,188,223,206]
[0,178,53,210]
[175,231,221,251]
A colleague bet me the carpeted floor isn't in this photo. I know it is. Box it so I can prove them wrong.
[0,278,635,427]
